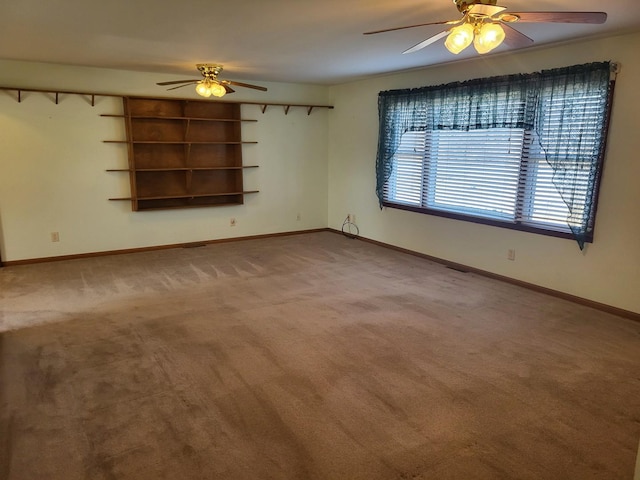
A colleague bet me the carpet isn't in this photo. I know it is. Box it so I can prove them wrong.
[1,232,639,479]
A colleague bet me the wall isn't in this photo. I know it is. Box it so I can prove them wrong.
[2,33,639,315]
[0,60,330,261]
[327,31,640,314]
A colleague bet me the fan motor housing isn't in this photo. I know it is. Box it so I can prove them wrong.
[196,64,223,78]
[454,0,498,13]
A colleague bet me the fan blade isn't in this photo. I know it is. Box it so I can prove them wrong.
[504,11,607,24]
[403,30,450,54]
[166,82,198,91]
[223,84,235,94]
[364,19,460,35]
[225,80,268,92]
[156,79,199,86]
[501,24,535,49]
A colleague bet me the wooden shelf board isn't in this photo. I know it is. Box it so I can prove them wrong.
[109,191,258,202]
[136,202,247,211]
[135,191,259,201]
[107,166,258,172]
[101,114,256,122]
[103,140,257,144]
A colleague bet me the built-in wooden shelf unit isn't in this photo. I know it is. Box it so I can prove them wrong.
[105,97,257,211]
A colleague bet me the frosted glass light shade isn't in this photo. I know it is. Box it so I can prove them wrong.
[195,81,212,97]
[210,83,226,97]
[474,23,506,54]
[444,23,474,54]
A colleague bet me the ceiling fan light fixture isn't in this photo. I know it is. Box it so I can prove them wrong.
[473,22,505,53]
[444,23,474,54]
[158,64,265,96]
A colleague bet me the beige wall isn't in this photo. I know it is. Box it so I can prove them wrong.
[327,31,640,314]
[0,60,330,261]
[2,32,639,315]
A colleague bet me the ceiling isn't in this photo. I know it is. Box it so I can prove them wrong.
[0,0,638,85]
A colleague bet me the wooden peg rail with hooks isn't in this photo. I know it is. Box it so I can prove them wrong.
[0,86,334,114]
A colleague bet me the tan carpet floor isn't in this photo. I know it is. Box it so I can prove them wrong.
[1,231,639,479]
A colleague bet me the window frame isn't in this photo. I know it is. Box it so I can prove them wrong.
[377,64,615,245]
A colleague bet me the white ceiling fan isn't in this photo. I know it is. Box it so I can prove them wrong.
[364,0,607,55]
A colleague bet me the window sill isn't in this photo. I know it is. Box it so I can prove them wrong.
[382,201,592,243]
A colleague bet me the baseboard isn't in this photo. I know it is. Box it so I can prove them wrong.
[1,228,330,267]
[327,228,640,323]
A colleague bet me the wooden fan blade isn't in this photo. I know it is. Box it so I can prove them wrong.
[166,82,198,91]
[364,19,460,35]
[501,24,535,49]
[403,30,450,54]
[504,11,607,24]
[223,84,235,94]
[226,80,268,92]
[156,79,199,86]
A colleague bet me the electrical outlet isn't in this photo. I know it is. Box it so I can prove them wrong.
[51,232,60,242]
[230,218,236,227]
[507,249,516,261]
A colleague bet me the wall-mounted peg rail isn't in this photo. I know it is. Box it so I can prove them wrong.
[0,86,334,114]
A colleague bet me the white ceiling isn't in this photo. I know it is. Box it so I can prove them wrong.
[0,0,638,85]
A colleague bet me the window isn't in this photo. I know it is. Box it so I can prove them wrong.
[376,62,615,249]
[386,127,574,230]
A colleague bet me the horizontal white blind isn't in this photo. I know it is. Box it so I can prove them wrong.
[385,127,585,233]
[523,89,605,229]
[518,156,572,229]
[383,131,425,206]
[424,128,524,220]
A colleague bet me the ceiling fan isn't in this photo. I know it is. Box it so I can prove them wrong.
[157,64,267,98]
[364,0,607,55]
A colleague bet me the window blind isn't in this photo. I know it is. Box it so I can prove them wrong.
[377,62,614,247]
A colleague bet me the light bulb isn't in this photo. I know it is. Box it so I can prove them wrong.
[210,82,227,98]
[474,23,505,54]
[444,23,474,54]
[195,81,212,97]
